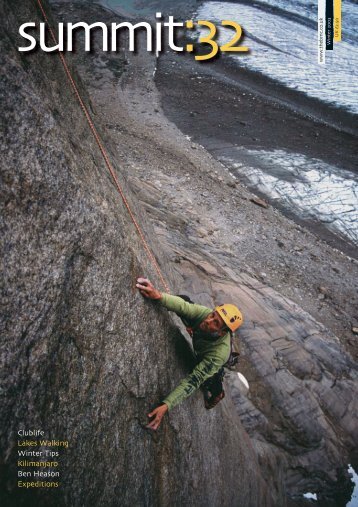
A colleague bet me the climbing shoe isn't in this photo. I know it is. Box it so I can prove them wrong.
[204,391,225,410]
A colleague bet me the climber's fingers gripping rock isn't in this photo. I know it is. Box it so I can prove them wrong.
[146,404,168,430]
[136,278,162,300]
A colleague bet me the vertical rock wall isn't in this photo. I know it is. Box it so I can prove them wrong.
[0,1,275,505]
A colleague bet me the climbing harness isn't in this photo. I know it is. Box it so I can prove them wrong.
[35,0,170,293]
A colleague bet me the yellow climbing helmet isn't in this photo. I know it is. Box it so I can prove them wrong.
[215,304,243,332]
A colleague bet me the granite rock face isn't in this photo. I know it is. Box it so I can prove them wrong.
[2,1,357,506]
[0,1,274,506]
[76,7,357,503]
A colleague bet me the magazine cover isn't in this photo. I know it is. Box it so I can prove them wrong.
[1,0,357,505]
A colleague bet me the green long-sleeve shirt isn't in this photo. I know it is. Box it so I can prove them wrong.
[160,294,231,410]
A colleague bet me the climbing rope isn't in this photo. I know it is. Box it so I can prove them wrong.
[35,0,170,293]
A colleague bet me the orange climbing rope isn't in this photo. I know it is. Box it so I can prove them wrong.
[35,0,170,293]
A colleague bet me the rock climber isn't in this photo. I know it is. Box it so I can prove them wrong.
[136,277,243,430]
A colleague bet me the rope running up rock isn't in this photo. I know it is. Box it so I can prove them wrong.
[35,0,170,293]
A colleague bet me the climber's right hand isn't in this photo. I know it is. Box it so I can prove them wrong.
[136,278,162,300]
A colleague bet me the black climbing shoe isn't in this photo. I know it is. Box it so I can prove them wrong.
[204,391,225,410]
